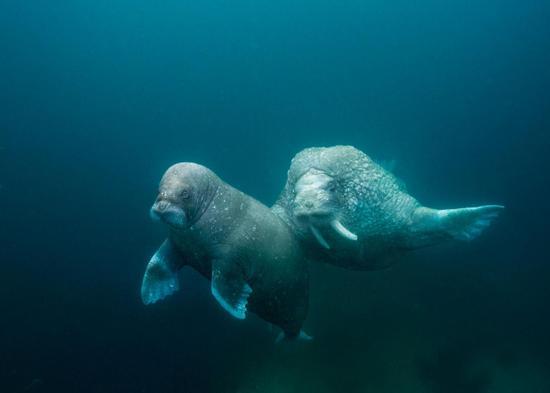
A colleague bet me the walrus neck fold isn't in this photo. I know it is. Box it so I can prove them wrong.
[189,176,220,225]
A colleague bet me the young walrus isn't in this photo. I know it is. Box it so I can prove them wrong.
[272,145,504,270]
[141,163,310,340]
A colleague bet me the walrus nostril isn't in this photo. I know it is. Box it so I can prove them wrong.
[156,200,169,212]
[305,201,314,209]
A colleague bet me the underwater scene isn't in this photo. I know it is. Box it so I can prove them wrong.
[1,0,549,392]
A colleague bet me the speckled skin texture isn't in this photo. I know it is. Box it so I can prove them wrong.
[147,163,309,337]
[273,146,500,270]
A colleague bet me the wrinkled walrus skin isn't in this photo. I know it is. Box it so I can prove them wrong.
[141,163,310,340]
[272,145,504,270]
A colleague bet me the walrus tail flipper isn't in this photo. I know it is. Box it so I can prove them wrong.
[211,259,252,320]
[410,205,504,247]
[141,239,182,305]
[436,205,505,241]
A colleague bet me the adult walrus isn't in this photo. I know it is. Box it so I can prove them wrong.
[141,162,310,340]
[272,145,504,270]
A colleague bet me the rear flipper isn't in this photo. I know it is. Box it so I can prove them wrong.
[275,330,313,344]
[436,204,505,241]
[141,239,183,305]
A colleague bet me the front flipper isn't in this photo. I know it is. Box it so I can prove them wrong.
[211,258,252,320]
[141,239,183,305]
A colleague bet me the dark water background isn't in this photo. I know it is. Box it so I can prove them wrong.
[1,1,549,392]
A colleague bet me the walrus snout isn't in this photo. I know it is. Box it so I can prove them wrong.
[293,191,358,247]
[153,199,171,212]
[293,207,333,221]
[293,191,335,222]
[150,199,187,228]
[150,206,162,221]
[293,169,339,219]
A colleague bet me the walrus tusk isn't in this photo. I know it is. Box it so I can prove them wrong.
[330,219,358,241]
[310,225,330,249]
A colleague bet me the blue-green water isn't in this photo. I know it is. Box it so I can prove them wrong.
[1,1,549,392]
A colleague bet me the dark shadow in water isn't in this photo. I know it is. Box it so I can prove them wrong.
[418,343,492,393]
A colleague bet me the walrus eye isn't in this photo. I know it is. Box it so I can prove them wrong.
[180,189,190,199]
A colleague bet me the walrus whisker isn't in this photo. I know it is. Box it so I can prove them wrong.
[310,225,330,249]
[330,219,358,241]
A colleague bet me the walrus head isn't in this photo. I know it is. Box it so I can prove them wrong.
[150,163,219,230]
[292,168,357,249]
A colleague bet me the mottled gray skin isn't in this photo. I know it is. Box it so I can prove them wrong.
[272,146,504,270]
[142,163,309,338]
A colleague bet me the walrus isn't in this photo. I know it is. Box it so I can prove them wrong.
[272,145,504,270]
[141,162,310,340]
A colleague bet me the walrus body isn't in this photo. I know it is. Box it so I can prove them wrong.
[272,145,504,270]
[141,163,309,339]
